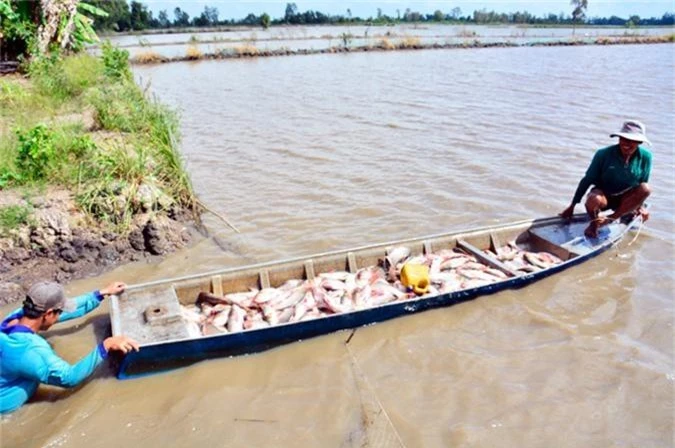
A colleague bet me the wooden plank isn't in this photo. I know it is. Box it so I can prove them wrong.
[489,232,502,255]
[457,239,519,277]
[423,241,433,255]
[527,230,573,261]
[259,270,270,289]
[347,252,358,273]
[211,275,223,296]
[304,260,315,280]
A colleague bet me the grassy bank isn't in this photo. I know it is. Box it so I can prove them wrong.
[0,44,197,235]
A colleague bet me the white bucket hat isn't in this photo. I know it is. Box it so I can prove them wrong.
[610,120,650,145]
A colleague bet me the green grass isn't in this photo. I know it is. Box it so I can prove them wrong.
[0,44,196,233]
[0,204,32,236]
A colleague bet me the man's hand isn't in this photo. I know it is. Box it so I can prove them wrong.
[559,204,575,220]
[100,281,127,297]
[103,335,140,354]
[638,206,650,223]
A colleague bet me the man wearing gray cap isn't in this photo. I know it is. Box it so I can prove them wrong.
[0,281,139,414]
[560,120,652,238]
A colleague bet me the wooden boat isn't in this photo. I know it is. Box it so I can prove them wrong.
[110,213,642,379]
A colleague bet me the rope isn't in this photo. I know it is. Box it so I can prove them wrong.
[627,217,645,246]
[344,331,408,448]
[195,198,240,233]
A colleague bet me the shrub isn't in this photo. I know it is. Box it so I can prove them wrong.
[28,50,102,99]
[15,124,56,181]
[132,50,163,64]
[186,45,202,59]
[0,204,32,235]
[0,168,23,189]
[101,41,131,80]
[28,50,67,98]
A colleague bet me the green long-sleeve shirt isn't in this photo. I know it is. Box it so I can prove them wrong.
[572,144,652,205]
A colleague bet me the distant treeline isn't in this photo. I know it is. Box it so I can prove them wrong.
[88,1,675,32]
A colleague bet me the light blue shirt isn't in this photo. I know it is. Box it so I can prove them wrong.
[0,291,108,414]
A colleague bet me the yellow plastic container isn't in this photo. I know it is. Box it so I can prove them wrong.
[400,263,430,295]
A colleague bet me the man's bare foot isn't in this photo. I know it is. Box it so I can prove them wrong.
[585,217,614,238]
[584,222,599,238]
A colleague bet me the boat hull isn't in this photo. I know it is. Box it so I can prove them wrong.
[111,214,640,379]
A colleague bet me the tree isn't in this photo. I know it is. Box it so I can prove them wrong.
[0,0,37,59]
[260,12,270,29]
[433,10,444,21]
[173,7,189,27]
[627,14,640,27]
[202,6,218,25]
[451,7,462,20]
[284,3,297,23]
[571,0,588,34]
[241,13,257,25]
[157,9,169,28]
[129,1,150,30]
[88,0,130,31]
[4,0,109,55]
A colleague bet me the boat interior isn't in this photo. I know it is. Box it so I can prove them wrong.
[112,215,627,346]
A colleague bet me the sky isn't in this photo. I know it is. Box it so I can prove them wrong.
[144,1,674,21]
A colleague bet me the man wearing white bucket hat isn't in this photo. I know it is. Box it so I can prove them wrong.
[0,281,139,413]
[560,120,652,238]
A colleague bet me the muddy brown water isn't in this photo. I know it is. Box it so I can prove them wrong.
[2,43,673,447]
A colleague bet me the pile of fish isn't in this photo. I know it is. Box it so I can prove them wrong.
[180,243,563,337]
[484,241,564,273]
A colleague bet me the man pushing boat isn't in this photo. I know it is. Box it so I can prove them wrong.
[560,120,652,238]
[0,281,139,414]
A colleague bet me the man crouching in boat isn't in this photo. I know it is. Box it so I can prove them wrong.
[0,281,139,414]
[560,120,652,238]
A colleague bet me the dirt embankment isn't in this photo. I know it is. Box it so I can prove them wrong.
[130,34,675,65]
[0,188,197,306]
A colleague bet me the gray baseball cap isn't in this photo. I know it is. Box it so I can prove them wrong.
[610,120,650,145]
[24,282,76,314]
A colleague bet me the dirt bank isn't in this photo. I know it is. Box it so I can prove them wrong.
[0,187,198,306]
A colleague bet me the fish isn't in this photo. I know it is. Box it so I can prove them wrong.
[290,301,309,322]
[320,278,347,291]
[227,305,246,333]
[183,243,565,338]
[440,256,471,270]
[211,305,232,330]
[197,291,254,311]
[457,268,500,282]
[524,252,550,269]
[271,286,307,311]
[262,304,279,325]
[386,246,410,268]
[254,288,282,305]
[318,271,351,281]
[352,284,372,309]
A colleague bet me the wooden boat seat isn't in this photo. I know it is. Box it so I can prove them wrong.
[456,239,519,277]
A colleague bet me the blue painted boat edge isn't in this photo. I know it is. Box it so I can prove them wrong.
[114,216,638,379]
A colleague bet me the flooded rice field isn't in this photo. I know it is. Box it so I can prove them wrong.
[2,41,674,447]
[97,24,674,58]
